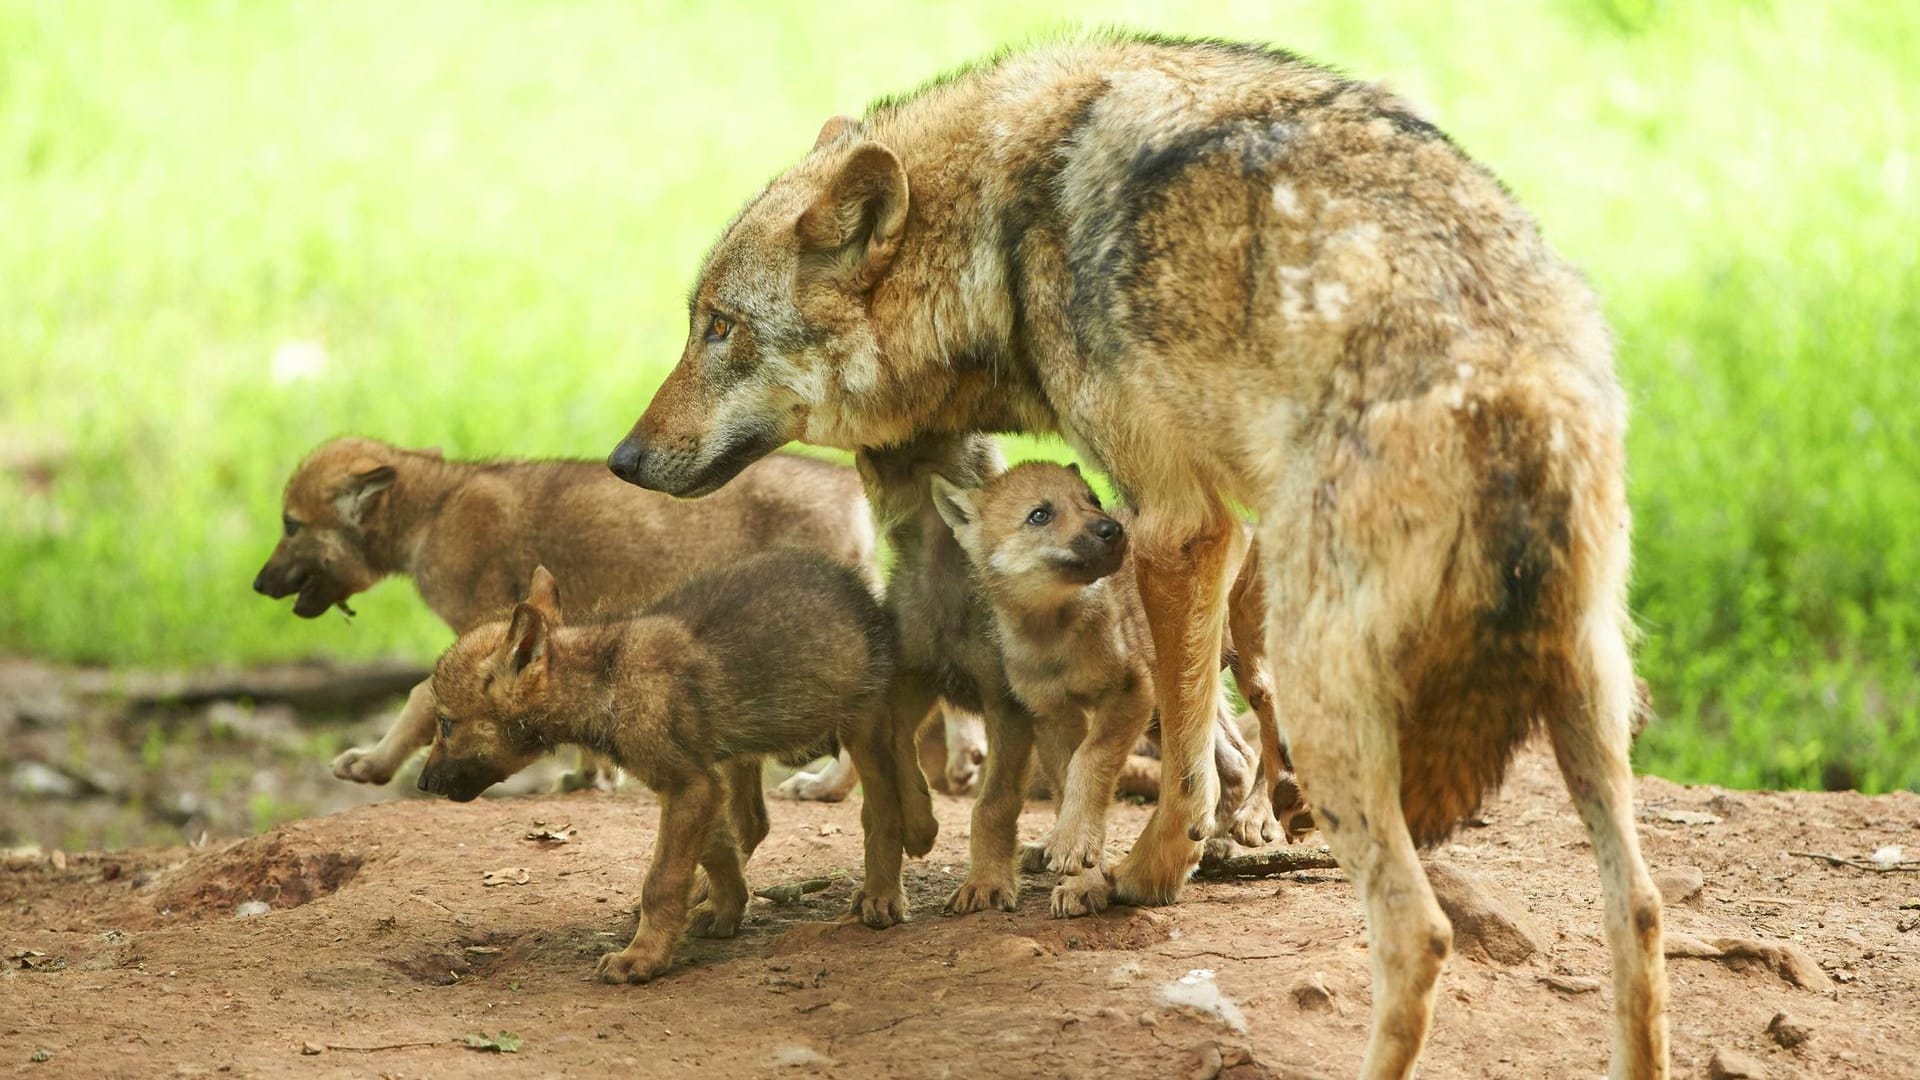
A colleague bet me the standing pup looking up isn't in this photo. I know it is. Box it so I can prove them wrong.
[608,34,1665,1078]
[419,551,932,984]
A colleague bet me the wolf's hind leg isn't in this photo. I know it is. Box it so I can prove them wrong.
[330,678,435,785]
[1548,620,1669,1079]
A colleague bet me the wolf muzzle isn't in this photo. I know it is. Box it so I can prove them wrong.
[607,425,785,499]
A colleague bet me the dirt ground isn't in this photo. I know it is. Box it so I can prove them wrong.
[4,732,1918,1080]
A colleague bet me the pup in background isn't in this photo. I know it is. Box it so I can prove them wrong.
[252,437,874,790]
[420,551,932,984]
[932,462,1302,915]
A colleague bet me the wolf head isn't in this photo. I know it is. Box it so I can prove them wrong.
[929,462,1126,602]
[418,566,561,802]
[609,117,920,497]
[253,437,415,618]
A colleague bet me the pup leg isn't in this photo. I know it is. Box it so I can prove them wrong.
[690,757,770,907]
[1111,506,1242,906]
[689,796,749,940]
[596,770,720,985]
[556,748,622,793]
[1022,718,1079,873]
[889,678,941,858]
[1548,620,1668,1079]
[1225,543,1292,846]
[1208,695,1258,840]
[773,749,859,802]
[845,701,910,928]
[939,704,987,795]
[1046,691,1145,874]
[947,699,1034,914]
[331,678,435,784]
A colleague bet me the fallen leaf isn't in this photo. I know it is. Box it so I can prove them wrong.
[463,1031,523,1053]
[482,868,531,887]
[525,823,574,844]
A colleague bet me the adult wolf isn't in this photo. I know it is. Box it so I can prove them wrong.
[608,34,1666,1079]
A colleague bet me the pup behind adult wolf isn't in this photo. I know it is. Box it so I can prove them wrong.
[608,34,1665,1078]
[252,437,874,789]
[420,553,931,984]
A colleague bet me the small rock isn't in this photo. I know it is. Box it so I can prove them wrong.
[1708,1047,1766,1079]
[1663,934,1724,959]
[1539,974,1602,994]
[1653,865,1706,905]
[234,901,270,918]
[9,762,79,799]
[1184,1042,1224,1080]
[299,1042,324,1056]
[1106,959,1145,988]
[1766,1011,1811,1049]
[1711,938,1827,990]
[1424,861,1546,965]
[767,1044,832,1069]
[1706,793,1746,819]
[1290,971,1335,1011]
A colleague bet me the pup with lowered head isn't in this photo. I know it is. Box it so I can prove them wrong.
[418,550,934,984]
[931,462,1304,915]
[251,436,875,790]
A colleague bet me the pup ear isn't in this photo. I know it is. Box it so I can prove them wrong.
[1066,462,1082,477]
[503,603,549,679]
[813,114,860,150]
[796,142,909,293]
[524,565,562,624]
[338,459,397,525]
[928,475,976,537]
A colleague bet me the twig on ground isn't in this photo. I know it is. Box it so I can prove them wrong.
[1788,851,1920,873]
[1193,847,1341,879]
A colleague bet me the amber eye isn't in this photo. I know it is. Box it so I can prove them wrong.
[705,314,732,342]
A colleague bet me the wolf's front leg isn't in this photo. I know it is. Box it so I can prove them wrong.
[596,770,720,984]
[1111,509,1243,906]
[331,678,435,784]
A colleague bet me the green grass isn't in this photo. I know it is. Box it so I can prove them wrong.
[2,1,1915,792]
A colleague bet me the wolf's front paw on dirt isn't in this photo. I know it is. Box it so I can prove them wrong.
[595,943,673,985]
[330,746,395,785]
[688,897,744,939]
[850,886,908,929]
[1044,814,1103,873]
[1050,868,1112,919]
[774,769,848,803]
[1018,842,1051,875]
[946,876,1018,915]
[1110,833,1200,907]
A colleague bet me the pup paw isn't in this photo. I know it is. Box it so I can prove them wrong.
[1050,868,1111,919]
[594,942,673,985]
[688,897,743,939]
[945,875,1018,915]
[851,885,908,929]
[329,746,396,785]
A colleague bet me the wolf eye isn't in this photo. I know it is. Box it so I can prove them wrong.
[1026,506,1053,526]
[705,314,733,342]
[283,516,301,538]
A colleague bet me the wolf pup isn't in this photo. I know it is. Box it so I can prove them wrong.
[931,462,1298,916]
[253,437,874,790]
[609,34,1666,1077]
[420,552,933,984]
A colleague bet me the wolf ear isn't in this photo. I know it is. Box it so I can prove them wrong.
[503,602,549,679]
[338,460,397,525]
[928,475,977,538]
[813,114,859,150]
[524,565,562,625]
[796,142,909,293]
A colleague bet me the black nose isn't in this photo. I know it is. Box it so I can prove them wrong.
[607,438,645,483]
[1090,518,1121,543]
[252,572,269,595]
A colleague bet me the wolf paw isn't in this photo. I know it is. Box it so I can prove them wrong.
[774,765,853,803]
[595,943,673,985]
[1043,814,1104,873]
[851,885,908,929]
[1109,832,1201,907]
[1050,868,1111,919]
[1227,786,1281,849]
[329,746,396,785]
[945,875,1018,915]
[1017,841,1051,875]
[688,897,743,939]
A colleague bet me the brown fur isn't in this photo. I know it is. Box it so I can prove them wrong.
[420,552,927,984]
[254,437,875,789]
[610,34,1666,1077]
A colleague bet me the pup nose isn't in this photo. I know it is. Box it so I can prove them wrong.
[252,572,270,595]
[1090,518,1121,543]
[607,437,646,484]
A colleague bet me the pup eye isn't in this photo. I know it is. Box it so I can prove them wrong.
[1026,506,1053,526]
[283,516,300,538]
[705,314,733,342]
[437,716,453,739]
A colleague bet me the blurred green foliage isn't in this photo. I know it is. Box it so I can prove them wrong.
[2,1,1915,791]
